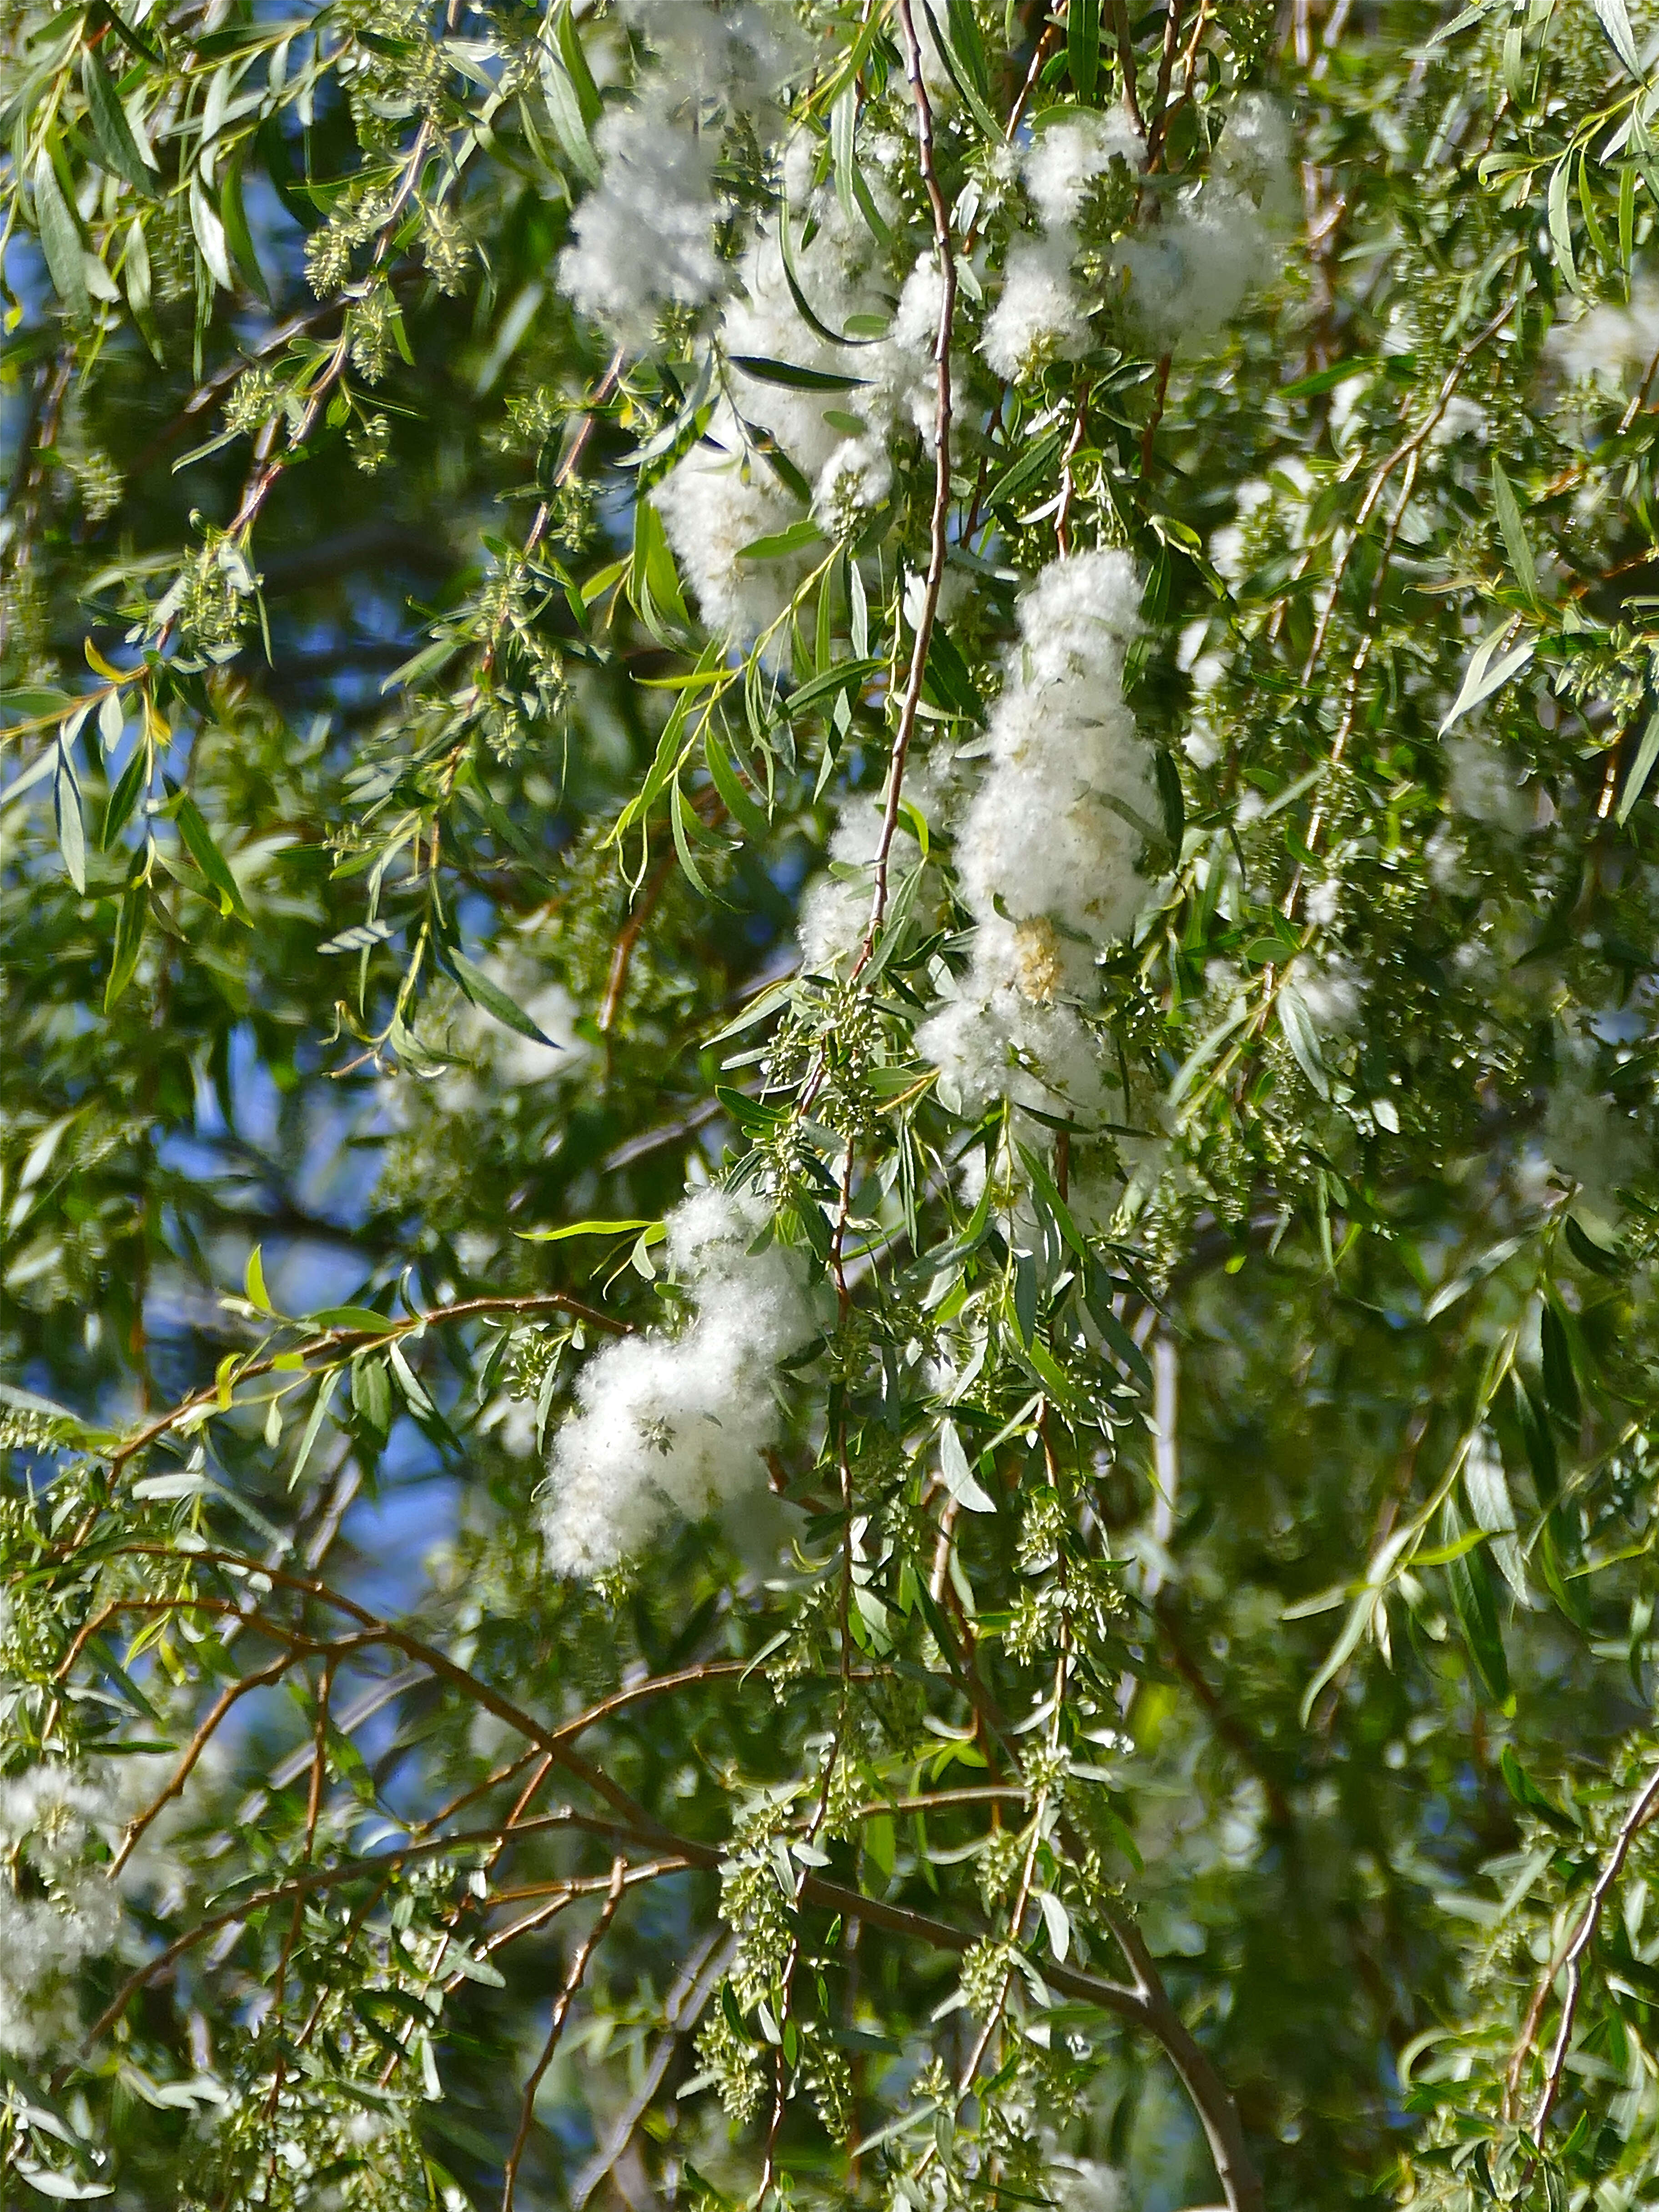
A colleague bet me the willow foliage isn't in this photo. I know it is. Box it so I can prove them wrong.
[5,0,1659,2204]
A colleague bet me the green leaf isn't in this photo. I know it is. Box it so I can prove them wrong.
[1591,0,1642,76]
[516,1218,658,1242]
[541,48,601,186]
[704,730,770,841]
[189,173,233,291]
[671,774,716,898]
[1540,1296,1581,1424]
[939,1419,997,1513]
[288,1370,342,1490]
[914,0,1001,137]
[101,740,148,847]
[1443,1505,1512,1709]
[221,155,270,303]
[1439,622,1534,733]
[1546,156,1580,294]
[54,735,87,894]
[312,1305,398,1334]
[783,655,883,714]
[35,146,89,315]
[170,792,252,923]
[629,497,692,640]
[1563,1214,1622,1275]
[351,1353,393,1443]
[729,354,870,392]
[1490,458,1539,606]
[81,44,156,194]
[1066,0,1099,100]
[103,861,147,1010]
[1277,983,1328,1100]
[922,626,985,721]
[739,518,827,563]
[555,1,603,125]
[1617,709,1659,822]
[983,430,1064,515]
[244,1243,274,1313]
[1499,1745,1579,1834]
[447,946,558,1047]
[945,0,992,97]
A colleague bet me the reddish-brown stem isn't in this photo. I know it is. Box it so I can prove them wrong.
[500,1860,628,2212]
[852,0,956,973]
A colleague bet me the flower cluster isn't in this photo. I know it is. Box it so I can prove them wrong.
[538,1185,815,1572]
[918,550,1155,1116]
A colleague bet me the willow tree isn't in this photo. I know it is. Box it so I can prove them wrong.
[5,0,1659,2203]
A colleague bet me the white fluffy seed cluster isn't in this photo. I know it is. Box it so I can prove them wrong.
[917,550,1155,1116]
[796,752,960,975]
[981,96,1293,382]
[1116,94,1296,349]
[1547,278,1659,397]
[656,140,942,647]
[556,0,796,347]
[539,1186,815,1574]
[982,111,1142,379]
[0,1765,121,2060]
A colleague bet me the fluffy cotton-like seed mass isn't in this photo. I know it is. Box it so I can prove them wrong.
[539,1187,815,1574]
[981,112,1141,381]
[796,753,960,975]
[0,1765,121,2060]
[918,550,1156,1115]
[1547,277,1659,395]
[1114,94,1295,350]
[556,0,796,347]
[656,158,940,648]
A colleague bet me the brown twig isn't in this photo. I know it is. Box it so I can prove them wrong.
[571,1933,732,2207]
[501,1859,628,2212]
[1109,0,1147,135]
[1522,1765,1659,2141]
[853,0,956,971]
[104,1288,628,1471]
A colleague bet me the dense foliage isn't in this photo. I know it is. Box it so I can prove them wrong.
[10,0,1659,2204]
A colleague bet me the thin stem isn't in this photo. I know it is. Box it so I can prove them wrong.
[854,0,956,971]
[501,1859,627,2212]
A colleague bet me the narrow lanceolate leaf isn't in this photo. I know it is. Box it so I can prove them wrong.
[104,863,148,1010]
[1439,622,1534,732]
[221,156,270,303]
[939,1420,997,1513]
[1443,1504,1512,1709]
[1066,0,1100,101]
[81,45,156,193]
[54,736,87,893]
[704,730,770,841]
[35,147,89,315]
[447,947,557,1046]
[122,213,164,361]
[729,355,870,393]
[1591,0,1642,76]
[1277,982,1328,1099]
[1490,458,1539,605]
[188,175,234,291]
[171,793,252,922]
[1618,708,1659,821]
[1546,156,1581,293]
